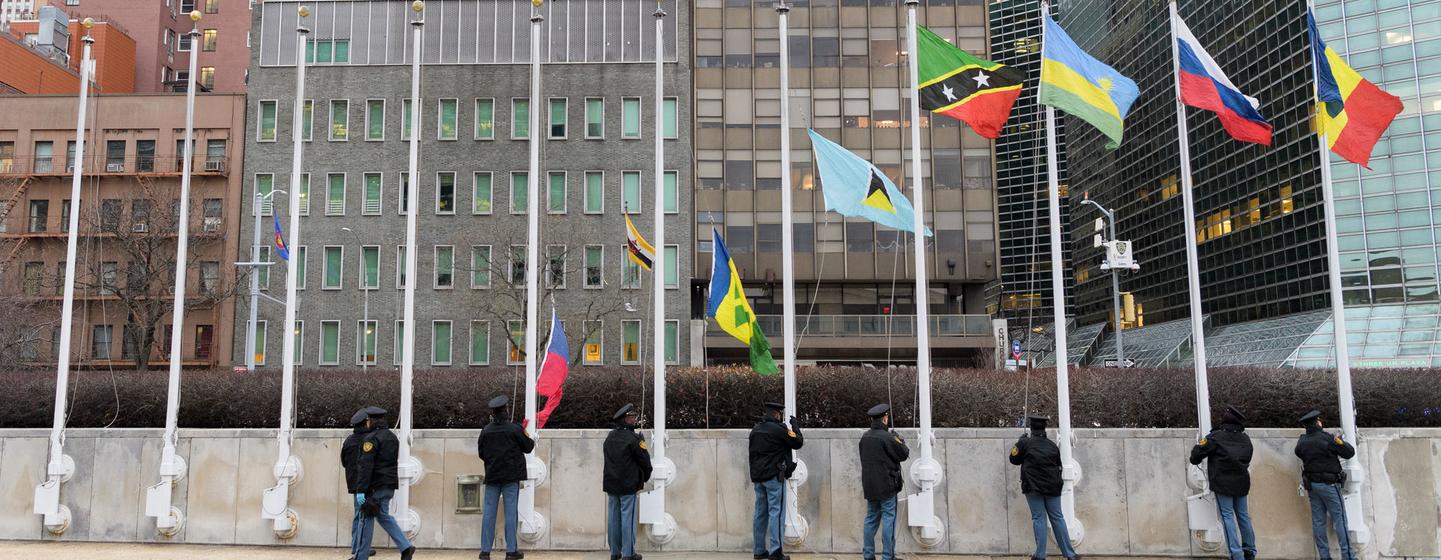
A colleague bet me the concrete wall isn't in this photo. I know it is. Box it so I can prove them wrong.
[1,427,1438,558]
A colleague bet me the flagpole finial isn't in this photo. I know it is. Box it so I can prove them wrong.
[411,0,424,12]
[297,5,309,18]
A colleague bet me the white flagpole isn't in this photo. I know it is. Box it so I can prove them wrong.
[518,0,549,543]
[1305,2,1366,546]
[148,9,204,534]
[774,0,809,545]
[33,17,95,535]
[1039,0,1084,546]
[902,0,943,547]
[639,0,678,543]
[261,5,309,537]
[394,0,427,538]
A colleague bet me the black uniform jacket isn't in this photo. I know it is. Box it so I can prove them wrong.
[478,417,536,486]
[1009,432,1063,497]
[356,424,400,492]
[1295,425,1356,484]
[749,419,804,483]
[603,425,653,495]
[1189,422,1253,496]
[341,426,367,494]
[859,420,910,502]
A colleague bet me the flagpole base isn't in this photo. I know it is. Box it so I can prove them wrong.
[399,456,425,486]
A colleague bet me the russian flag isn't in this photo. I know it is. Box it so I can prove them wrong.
[1173,13,1272,146]
[534,308,569,429]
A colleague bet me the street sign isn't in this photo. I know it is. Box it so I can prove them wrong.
[1011,340,1022,360]
[1104,359,1136,368]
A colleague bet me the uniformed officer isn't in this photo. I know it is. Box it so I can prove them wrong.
[1009,415,1079,560]
[749,401,803,560]
[603,403,653,560]
[1189,406,1255,560]
[341,408,376,560]
[354,406,417,560]
[859,403,908,560]
[478,395,535,560]
[1295,409,1357,560]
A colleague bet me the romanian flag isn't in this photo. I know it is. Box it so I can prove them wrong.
[1039,13,1140,149]
[707,229,778,376]
[535,308,569,429]
[915,25,1024,139]
[272,214,290,261]
[626,214,655,271]
[1307,10,1402,168]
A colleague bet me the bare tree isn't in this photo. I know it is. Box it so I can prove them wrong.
[0,294,56,366]
[460,235,634,367]
[67,179,247,370]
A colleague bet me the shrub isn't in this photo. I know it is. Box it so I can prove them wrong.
[1,366,1438,430]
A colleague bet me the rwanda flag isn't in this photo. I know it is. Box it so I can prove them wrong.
[808,129,932,236]
[1039,12,1140,149]
[707,229,778,376]
[916,25,1024,139]
[1307,9,1402,168]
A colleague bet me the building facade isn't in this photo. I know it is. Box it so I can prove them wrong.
[8,16,138,93]
[237,0,692,369]
[47,0,251,93]
[0,0,41,27]
[690,0,998,366]
[0,93,247,368]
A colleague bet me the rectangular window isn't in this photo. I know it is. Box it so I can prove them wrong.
[622,171,641,214]
[179,33,193,52]
[302,100,313,141]
[584,245,603,289]
[434,245,454,288]
[664,171,679,213]
[257,245,271,289]
[510,172,528,214]
[32,141,52,173]
[329,100,349,141]
[253,321,267,365]
[469,321,490,365]
[665,320,679,364]
[512,99,529,139]
[664,245,679,288]
[622,97,641,138]
[584,171,604,214]
[396,246,407,288]
[27,200,47,233]
[326,173,346,215]
[363,172,382,215]
[298,173,311,215]
[202,198,223,232]
[506,320,525,364]
[509,246,526,285]
[202,29,218,51]
[401,99,418,141]
[438,99,458,140]
[547,172,566,214]
[360,246,379,289]
[622,320,641,364]
[471,245,492,288]
[366,99,385,141]
[622,248,641,289]
[320,321,340,365]
[333,40,349,63]
[200,261,220,293]
[546,245,566,289]
[292,321,305,365]
[432,321,452,365]
[585,98,604,138]
[295,246,307,289]
[472,172,492,214]
[397,173,409,214]
[23,262,42,295]
[136,140,156,171]
[258,100,277,141]
[204,0,219,13]
[357,320,377,365]
[582,321,603,365]
[323,246,343,289]
[393,320,405,365]
[92,325,113,360]
[105,140,125,170]
[99,261,118,295]
[663,97,678,139]
[199,66,215,89]
[436,172,456,214]
[474,98,495,139]
[548,98,567,139]
[205,140,225,166]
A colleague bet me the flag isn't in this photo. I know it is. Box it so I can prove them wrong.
[1307,10,1402,168]
[915,24,1024,139]
[807,129,932,236]
[535,307,569,429]
[272,214,289,261]
[1172,12,1272,146]
[626,214,655,271]
[707,229,778,376]
[1039,13,1140,149]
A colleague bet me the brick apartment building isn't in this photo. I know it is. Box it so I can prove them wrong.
[7,16,136,93]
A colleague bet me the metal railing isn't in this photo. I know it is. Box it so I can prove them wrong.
[707,314,993,337]
[0,155,229,176]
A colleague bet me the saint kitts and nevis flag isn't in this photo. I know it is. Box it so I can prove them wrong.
[915,24,1025,139]
[707,228,779,375]
[1306,9,1402,168]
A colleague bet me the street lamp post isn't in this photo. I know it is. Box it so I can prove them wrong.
[241,189,285,372]
[1080,198,1125,363]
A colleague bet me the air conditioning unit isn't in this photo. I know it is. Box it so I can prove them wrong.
[203,160,224,172]
[132,223,149,233]
[106,163,124,172]
[66,164,75,173]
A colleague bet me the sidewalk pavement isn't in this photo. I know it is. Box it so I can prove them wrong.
[0,542,1186,560]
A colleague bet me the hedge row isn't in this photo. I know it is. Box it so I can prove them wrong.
[2,366,1439,430]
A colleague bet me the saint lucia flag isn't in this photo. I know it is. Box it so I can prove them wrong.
[707,229,778,375]
[807,129,932,236]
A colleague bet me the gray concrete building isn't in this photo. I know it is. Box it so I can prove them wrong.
[235,0,691,369]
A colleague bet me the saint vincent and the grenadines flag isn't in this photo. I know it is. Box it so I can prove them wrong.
[1039,12,1140,149]
[915,24,1024,139]
[1307,9,1402,168]
[707,229,778,376]
[808,129,932,237]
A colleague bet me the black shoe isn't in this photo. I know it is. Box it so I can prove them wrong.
[753,556,768,560]
[1243,553,1255,560]
[478,553,490,560]
[769,554,790,560]
[505,553,524,560]
[400,546,415,560]
[622,556,643,560]
[611,556,621,560]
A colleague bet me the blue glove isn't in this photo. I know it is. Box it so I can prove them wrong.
[354,493,365,507]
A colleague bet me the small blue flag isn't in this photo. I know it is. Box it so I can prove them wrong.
[808,129,931,236]
[272,214,290,261]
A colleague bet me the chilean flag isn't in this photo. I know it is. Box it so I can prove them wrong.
[1173,13,1272,146]
[534,308,569,429]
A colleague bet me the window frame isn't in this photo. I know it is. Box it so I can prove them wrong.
[584,97,605,139]
[321,245,344,290]
[294,246,308,290]
[253,320,268,365]
[202,28,218,52]
[356,320,378,366]
[435,171,457,215]
[663,97,679,139]
[319,320,341,366]
[301,99,313,141]
[583,171,604,214]
[665,320,680,365]
[362,172,383,215]
[325,172,346,216]
[470,245,492,289]
[474,98,495,140]
[622,97,642,139]
[257,100,278,142]
[395,246,408,289]
[472,171,493,215]
[431,320,453,366]
[583,245,604,289]
[434,245,455,289]
[437,98,459,141]
[511,98,529,140]
[548,97,567,139]
[621,170,642,214]
[359,245,380,290]
[328,99,349,141]
[292,320,305,365]
[469,320,490,366]
[621,319,641,365]
[664,170,680,214]
[365,98,386,141]
[545,244,566,289]
[254,173,275,216]
[664,244,679,288]
[582,320,603,366]
[393,320,405,366]
[510,171,528,215]
[506,320,525,365]
[547,171,567,214]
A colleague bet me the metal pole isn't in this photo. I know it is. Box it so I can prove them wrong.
[150,10,204,533]
[245,190,262,372]
[651,0,668,474]
[34,18,94,534]
[1167,1,1212,437]
[395,0,425,536]
[1108,217,1124,363]
[518,0,548,542]
[776,0,807,543]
